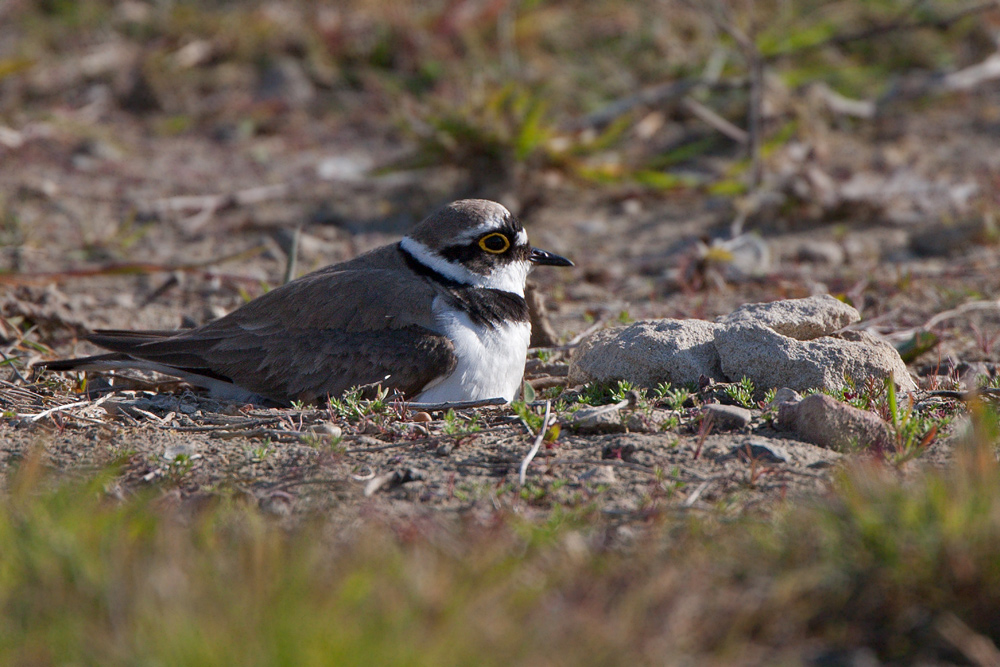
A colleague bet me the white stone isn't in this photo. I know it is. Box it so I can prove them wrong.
[568,319,723,388]
[718,294,860,340]
[715,324,916,394]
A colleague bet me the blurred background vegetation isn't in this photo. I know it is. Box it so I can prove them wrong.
[3,0,994,199]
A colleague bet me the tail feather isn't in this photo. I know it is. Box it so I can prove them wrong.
[88,329,184,340]
[40,353,133,372]
[43,336,234,385]
[85,329,222,370]
[42,329,272,404]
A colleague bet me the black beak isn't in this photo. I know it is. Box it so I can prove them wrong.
[530,247,574,267]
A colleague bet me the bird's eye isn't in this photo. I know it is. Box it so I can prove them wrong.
[478,232,510,254]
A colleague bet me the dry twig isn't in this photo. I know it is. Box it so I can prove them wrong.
[935,612,1000,667]
[944,51,1000,92]
[406,397,507,411]
[923,300,1000,331]
[676,0,764,186]
[0,347,28,384]
[146,183,291,234]
[519,400,552,486]
[0,245,268,286]
[683,480,712,507]
[282,227,302,285]
[681,96,748,144]
[23,393,113,423]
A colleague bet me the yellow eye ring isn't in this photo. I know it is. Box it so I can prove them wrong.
[478,232,510,254]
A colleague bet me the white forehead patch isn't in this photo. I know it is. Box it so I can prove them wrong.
[487,202,512,220]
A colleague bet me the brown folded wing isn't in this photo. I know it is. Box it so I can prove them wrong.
[80,246,456,403]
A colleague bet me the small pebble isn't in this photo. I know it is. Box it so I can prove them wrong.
[729,440,789,463]
[259,491,295,517]
[569,405,624,434]
[767,387,801,409]
[163,443,197,461]
[579,466,617,485]
[703,403,752,431]
[320,423,342,439]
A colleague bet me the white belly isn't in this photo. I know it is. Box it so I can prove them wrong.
[415,298,531,403]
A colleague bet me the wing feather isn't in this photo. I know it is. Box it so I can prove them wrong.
[69,245,458,403]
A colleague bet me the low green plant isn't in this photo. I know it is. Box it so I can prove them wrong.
[390,84,557,179]
[757,387,780,421]
[760,387,777,408]
[540,386,566,401]
[511,400,543,432]
[249,443,272,462]
[820,375,884,412]
[979,373,1000,390]
[442,409,481,436]
[723,376,755,409]
[610,379,643,404]
[298,429,343,449]
[575,384,608,406]
[883,376,953,465]
[162,453,194,486]
[814,376,957,462]
[532,349,552,363]
[327,386,391,423]
[659,414,680,431]
[654,382,692,411]
[577,379,645,407]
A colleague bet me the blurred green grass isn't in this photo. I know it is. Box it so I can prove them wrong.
[3,405,1000,664]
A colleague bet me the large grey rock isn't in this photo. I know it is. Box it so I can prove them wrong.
[776,393,892,451]
[718,294,860,340]
[568,319,724,388]
[569,296,913,397]
[715,324,917,393]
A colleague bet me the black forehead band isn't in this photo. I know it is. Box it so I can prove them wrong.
[479,225,520,243]
[438,226,530,265]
